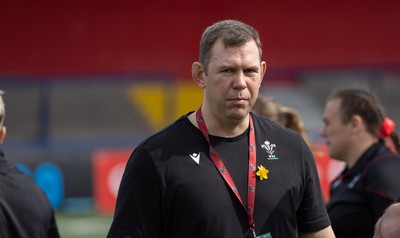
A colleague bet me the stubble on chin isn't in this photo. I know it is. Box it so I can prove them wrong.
[226,107,250,121]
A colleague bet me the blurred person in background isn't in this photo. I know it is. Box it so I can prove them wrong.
[0,91,60,238]
[320,88,400,238]
[252,94,312,147]
[108,19,334,237]
[252,94,339,203]
[373,196,400,238]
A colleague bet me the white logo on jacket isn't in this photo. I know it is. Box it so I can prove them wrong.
[190,152,201,164]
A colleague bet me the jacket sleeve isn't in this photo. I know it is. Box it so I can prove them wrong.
[297,137,331,233]
[107,146,162,238]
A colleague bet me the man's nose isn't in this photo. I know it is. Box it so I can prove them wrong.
[232,72,246,90]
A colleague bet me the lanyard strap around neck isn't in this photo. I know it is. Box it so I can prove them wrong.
[195,107,257,231]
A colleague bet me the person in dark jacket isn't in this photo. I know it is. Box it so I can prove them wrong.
[0,91,60,238]
[321,88,400,238]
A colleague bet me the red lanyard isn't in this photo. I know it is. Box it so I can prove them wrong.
[196,107,257,236]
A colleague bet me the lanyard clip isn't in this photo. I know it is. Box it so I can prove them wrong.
[249,225,256,238]
[245,225,257,238]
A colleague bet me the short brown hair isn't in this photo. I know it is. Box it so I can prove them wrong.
[199,19,263,75]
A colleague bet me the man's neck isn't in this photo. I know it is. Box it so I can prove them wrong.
[188,111,249,138]
[346,136,379,168]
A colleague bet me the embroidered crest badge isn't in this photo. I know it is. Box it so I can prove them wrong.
[261,140,279,160]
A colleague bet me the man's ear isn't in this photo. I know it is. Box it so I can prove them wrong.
[259,61,267,87]
[0,126,6,144]
[350,115,363,133]
[192,62,206,89]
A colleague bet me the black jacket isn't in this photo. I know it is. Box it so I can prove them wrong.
[0,147,60,238]
[327,142,400,238]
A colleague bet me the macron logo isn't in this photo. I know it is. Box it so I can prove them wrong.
[189,152,201,164]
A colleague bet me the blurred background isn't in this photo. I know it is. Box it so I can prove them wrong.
[1,1,400,237]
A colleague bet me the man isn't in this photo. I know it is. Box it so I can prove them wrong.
[0,91,60,237]
[108,19,334,238]
[321,88,400,238]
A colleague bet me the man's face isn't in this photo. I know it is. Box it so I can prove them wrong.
[203,39,266,122]
[320,98,352,161]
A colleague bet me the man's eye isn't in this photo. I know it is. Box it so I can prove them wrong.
[245,69,258,74]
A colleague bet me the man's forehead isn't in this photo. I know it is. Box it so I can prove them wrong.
[210,40,260,61]
[325,99,342,116]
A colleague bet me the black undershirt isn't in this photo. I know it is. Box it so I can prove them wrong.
[210,128,249,206]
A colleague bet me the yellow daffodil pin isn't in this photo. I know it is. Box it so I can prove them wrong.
[256,165,269,181]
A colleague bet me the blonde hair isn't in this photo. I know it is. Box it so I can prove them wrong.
[279,106,311,147]
[252,94,312,147]
[251,95,282,123]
